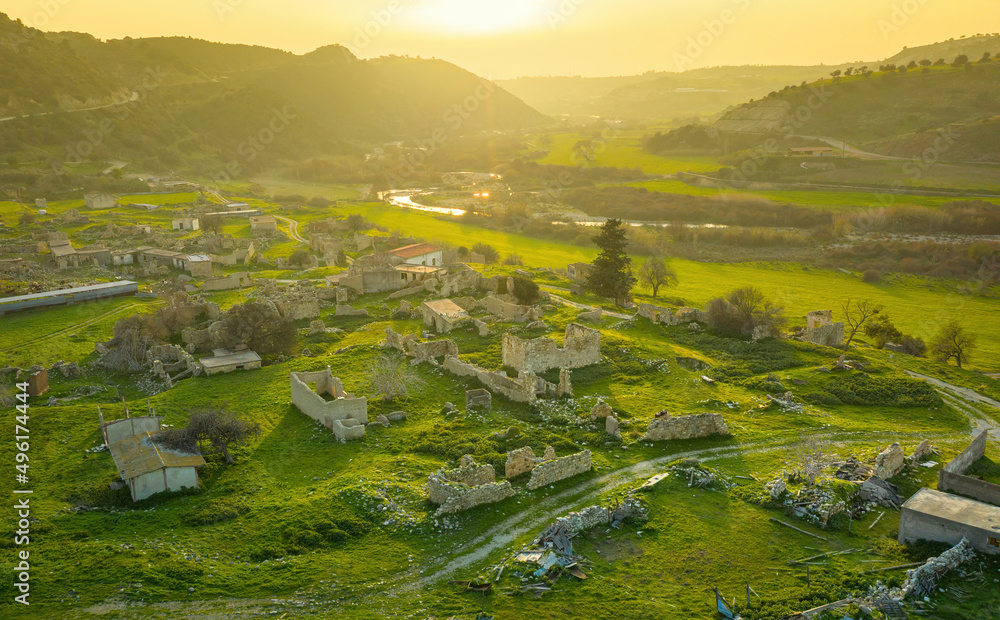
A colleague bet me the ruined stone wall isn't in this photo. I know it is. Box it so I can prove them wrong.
[505,446,539,479]
[290,370,368,431]
[636,303,673,325]
[642,413,730,441]
[501,323,600,373]
[485,296,538,323]
[409,339,458,360]
[938,432,1000,505]
[526,450,592,490]
[807,310,834,329]
[874,442,906,479]
[427,457,514,514]
[942,431,987,474]
[442,355,538,403]
[801,322,844,347]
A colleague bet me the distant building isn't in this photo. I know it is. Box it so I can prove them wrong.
[199,349,262,376]
[84,193,116,210]
[249,215,278,233]
[390,243,443,267]
[395,264,444,285]
[35,198,47,209]
[567,262,592,281]
[788,147,834,157]
[171,217,200,231]
[421,299,470,333]
[0,281,138,315]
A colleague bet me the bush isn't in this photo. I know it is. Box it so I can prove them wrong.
[218,301,296,357]
[502,253,523,265]
[862,269,881,283]
[288,249,310,267]
[471,242,499,264]
[510,275,540,305]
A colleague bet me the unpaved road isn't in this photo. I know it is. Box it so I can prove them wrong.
[274,214,306,243]
[547,292,632,320]
[907,370,1000,439]
[0,301,160,353]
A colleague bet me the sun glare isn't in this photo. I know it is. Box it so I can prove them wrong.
[404,0,548,34]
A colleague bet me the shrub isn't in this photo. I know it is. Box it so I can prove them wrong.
[218,301,296,357]
[510,275,540,305]
[862,269,881,283]
[502,253,523,265]
[288,248,310,267]
[471,242,499,264]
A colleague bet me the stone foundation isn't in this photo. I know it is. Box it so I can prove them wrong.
[526,450,592,490]
[427,455,514,514]
[502,323,600,373]
[642,412,730,441]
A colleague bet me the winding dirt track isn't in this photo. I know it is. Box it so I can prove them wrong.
[273,214,306,243]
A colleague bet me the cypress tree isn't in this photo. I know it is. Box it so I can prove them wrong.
[586,218,636,306]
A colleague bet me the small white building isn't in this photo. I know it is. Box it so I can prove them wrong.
[172,217,200,231]
[85,193,116,210]
[389,243,443,267]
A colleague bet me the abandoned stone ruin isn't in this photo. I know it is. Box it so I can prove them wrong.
[426,455,515,515]
[797,309,845,348]
[444,355,571,404]
[501,323,601,373]
[526,449,592,490]
[384,326,458,363]
[642,411,731,441]
[289,368,368,441]
[465,388,492,410]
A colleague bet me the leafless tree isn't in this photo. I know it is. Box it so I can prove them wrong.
[842,298,883,349]
[172,406,261,464]
[637,257,678,298]
[930,320,976,369]
[785,439,833,485]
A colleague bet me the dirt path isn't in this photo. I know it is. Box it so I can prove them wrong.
[385,427,962,596]
[274,214,306,243]
[907,371,1000,439]
[547,292,632,320]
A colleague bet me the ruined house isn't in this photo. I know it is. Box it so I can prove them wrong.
[199,349,262,375]
[249,215,278,233]
[426,455,514,514]
[501,323,601,373]
[938,432,1000,506]
[807,310,834,329]
[526,449,592,490]
[800,310,844,347]
[171,217,200,231]
[290,368,368,441]
[100,411,205,502]
[84,192,115,210]
[566,262,591,281]
[421,299,470,333]
[485,295,542,323]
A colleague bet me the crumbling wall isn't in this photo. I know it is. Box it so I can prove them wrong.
[427,456,514,514]
[526,450,592,490]
[443,355,538,403]
[501,323,600,373]
[636,303,673,325]
[505,446,539,479]
[938,432,1000,505]
[290,369,368,439]
[801,322,845,347]
[642,412,730,441]
[807,310,833,329]
[485,295,541,323]
[874,442,906,479]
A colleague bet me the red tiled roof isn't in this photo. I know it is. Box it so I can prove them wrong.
[389,243,441,259]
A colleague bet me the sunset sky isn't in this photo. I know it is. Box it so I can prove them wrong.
[5,0,999,78]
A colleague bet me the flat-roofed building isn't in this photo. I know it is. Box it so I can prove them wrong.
[899,488,1000,555]
[199,349,262,376]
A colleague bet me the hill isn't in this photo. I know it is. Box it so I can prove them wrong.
[713,61,1000,149]
[0,13,548,173]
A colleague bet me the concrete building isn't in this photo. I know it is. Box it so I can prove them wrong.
[172,217,200,231]
[249,215,278,233]
[421,299,470,333]
[0,281,138,315]
[390,243,443,267]
[290,368,368,441]
[84,192,116,210]
[173,254,213,278]
[938,432,1000,506]
[199,349,262,376]
[899,488,1000,555]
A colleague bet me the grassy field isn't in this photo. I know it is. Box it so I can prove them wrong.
[628,179,992,211]
[529,130,720,175]
[2,285,994,620]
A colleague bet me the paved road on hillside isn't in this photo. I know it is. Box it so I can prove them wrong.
[785,134,904,160]
[0,91,140,124]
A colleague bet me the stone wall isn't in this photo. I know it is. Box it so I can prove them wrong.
[290,369,367,441]
[526,450,592,490]
[442,355,539,403]
[938,432,1000,505]
[485,295,541,323]
[807,310,833,329]
[642,412,730,441]
[505,446,539,479]
[427,456,514,514]
[636,303,673,325]
[801,322,844,347]
[201,272,253,291]
[383,327,456,361]
[502,323,601,373]
[874,442,906,479]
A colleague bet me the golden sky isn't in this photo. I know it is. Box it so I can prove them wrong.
[6,0,999,78]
